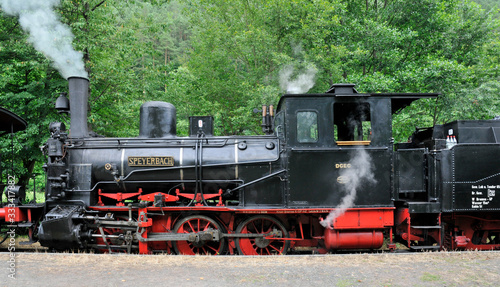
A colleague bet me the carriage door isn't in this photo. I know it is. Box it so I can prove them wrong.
[286,97,337,207]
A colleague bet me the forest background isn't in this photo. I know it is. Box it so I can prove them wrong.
[0,0,499,192]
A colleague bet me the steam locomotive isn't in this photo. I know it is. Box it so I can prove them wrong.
[1,77,499,254]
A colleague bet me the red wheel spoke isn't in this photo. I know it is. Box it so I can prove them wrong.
[251,221,258,233]
[236,216,289,256]
[187,221,195,233]
[269,243,282,253]
[203,221,211,231]
[174,216,225,255]
[206,244,218,253]
[264,223,274,234]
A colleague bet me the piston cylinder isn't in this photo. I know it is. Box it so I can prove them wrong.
[324,229,384,250]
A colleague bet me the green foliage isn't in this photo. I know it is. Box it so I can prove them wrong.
[0,13,67,189]
[181,0,499,137]
[474,0,500,18]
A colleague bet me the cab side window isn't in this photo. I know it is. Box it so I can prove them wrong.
[334,102,371,145]
[297,111,318,143]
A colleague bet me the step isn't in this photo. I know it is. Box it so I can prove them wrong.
[411,225,442,229]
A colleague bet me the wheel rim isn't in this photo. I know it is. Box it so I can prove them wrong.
[173,215,226,255]
[236,215,289,255]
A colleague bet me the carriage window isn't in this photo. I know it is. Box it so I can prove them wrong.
[297,111,318,143]
[334,102,371,145]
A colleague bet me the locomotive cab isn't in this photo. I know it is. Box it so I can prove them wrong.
[276,84,437,209]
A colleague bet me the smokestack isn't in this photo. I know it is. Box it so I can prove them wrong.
[68,76,89,138]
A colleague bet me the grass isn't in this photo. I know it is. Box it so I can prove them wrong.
[336,279,358,287]
[420,272,442,282]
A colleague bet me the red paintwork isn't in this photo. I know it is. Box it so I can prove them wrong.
[98,188,143,206]
[175,189,225,206]
[173,216,225,255]
[396,208,500,251]
[321,209,391,250]
[88,205,394,214]
[395,208,441,249]
[0,206,27,222]
[324,230,384,249]
[138,207,150,254]
[442,214,500,250]
[88,205,395,254]
[454,236,470,248]
[138,192,179,203]
[323,209,394,229]
[236,216,288,255]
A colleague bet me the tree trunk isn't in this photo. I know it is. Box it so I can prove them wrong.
[18,159,36,188]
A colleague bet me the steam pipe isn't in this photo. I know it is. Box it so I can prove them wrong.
[68,76,89,138]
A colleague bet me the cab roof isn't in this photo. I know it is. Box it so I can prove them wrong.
[277,83,439,114]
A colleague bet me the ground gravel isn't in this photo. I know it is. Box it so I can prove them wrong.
[1,251,499,286]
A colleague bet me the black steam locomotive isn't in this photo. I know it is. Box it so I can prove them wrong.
[1,77,499,254]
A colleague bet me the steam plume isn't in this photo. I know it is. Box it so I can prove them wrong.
[279,64,317,94]
[320,148,376,228]
[1,0,87,79]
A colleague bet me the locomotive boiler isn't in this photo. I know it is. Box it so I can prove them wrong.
[2,76,500,254]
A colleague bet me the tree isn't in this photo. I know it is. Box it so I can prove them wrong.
[182,0,499,138]
[0,14,67,188]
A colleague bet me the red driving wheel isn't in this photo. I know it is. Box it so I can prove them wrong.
[173,215,226,255]
[235,215,290,255]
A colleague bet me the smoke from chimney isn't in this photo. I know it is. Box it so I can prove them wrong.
[1,0,87,79]
[279,43,317,94]
[280,64,317,94]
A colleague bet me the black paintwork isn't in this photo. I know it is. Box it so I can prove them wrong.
[67,77,89,138]
[38,81,500,249]
[0,107,27,134]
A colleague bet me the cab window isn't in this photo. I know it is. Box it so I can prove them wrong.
[297,111,318,143]
[334,102,371,145]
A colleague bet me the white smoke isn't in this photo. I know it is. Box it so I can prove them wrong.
[279,64,317,94]
[1,0,87,79]
[320,148,377,228]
